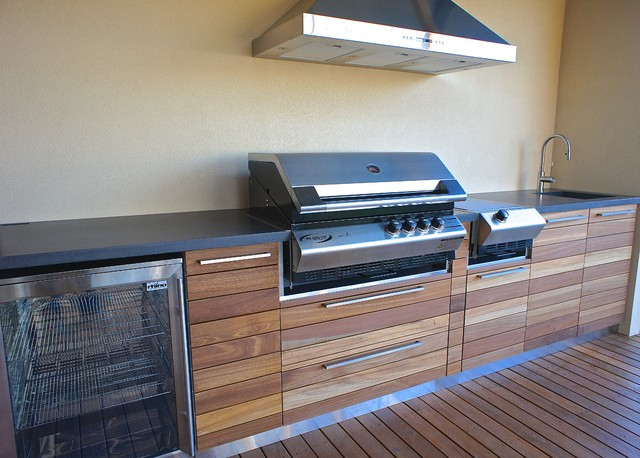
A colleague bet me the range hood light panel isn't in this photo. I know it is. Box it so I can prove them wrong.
[252,0,517,75]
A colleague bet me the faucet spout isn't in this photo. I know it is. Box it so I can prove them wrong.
[538,134,571,193]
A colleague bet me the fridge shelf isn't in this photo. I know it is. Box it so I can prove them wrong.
[1,286,170,362]
[16,353,170,430]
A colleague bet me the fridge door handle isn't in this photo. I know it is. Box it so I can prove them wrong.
[176,277,196,455]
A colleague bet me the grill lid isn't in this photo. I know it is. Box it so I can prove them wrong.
[249,152,466,215]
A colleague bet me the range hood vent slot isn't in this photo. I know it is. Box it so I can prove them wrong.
[253,0,516,75]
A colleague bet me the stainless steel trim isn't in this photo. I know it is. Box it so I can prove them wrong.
[198,252,272,265]
[174,277,196,456]
[281,267,448,303]
[597,210,636,217]
[324,286,424,308]
[466,255,528,271]
[0,320,17,458]
[314,180,440,198]
[545,215,587,223]
[323,341,422,369]
[477,266,527,279]
[308,193,467,214]
[198,327,614,457]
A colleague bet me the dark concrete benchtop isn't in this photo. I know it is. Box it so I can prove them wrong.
[0,210,289,271]
[2,189,637,272]
[457,189,640,216]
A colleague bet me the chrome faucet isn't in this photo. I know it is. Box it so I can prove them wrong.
[538,134,571,193]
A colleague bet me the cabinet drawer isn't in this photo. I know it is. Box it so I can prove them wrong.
[281,296,449,351]
[185,243,278,275]
[187,264,279,300]
[466,264,530,292]
[283,347,447,413]
[531,239,586,263]
[541,210,589,228]
[283,331,447,391]
[281,278,451,329]
[589,205,637,223]
[463,328,525,360]
[282,314,448,370]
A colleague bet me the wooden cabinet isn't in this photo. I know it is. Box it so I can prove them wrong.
[280,273,451,425]
[579,205,637,334]
[462,260,530,370]
[184,243,282,450]
[525,210,588,350]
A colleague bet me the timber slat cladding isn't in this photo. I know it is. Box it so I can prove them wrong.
[245,334,640,458]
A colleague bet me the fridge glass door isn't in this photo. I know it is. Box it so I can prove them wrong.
[0,260,187,457]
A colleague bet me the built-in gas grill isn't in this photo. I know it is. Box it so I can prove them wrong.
[249,153,468,296]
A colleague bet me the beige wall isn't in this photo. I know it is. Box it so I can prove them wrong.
[0,0,566,224]
[553,0,640,335]
[552,0,640,196]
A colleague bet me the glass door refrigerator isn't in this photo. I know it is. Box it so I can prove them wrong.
[0,259,194,457]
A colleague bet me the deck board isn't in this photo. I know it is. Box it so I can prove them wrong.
[247,333,640,457]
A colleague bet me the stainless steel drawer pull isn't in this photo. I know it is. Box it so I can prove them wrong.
[597,210,635,217]
[545,215,587,223]
[198,252,271,265]
[477,266,527,279]
[324,286,425,309]
[323,341,423,370]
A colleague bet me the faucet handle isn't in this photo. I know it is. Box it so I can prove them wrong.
[540,176,555,184]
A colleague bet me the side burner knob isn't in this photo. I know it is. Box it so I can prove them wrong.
[386,219,402,235]
[493,209,509,223]
[402,218,417,233]
[430,217,445,231]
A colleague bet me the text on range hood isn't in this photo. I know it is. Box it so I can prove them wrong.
[252,0,517,75]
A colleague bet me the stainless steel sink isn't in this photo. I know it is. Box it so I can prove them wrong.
[533,190,614,199]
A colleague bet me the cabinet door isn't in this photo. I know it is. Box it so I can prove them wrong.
[526,210,588,350]
[280,272,451,425]
[579,205,637,334]
[185,243,282,450]
[463,261,530,370]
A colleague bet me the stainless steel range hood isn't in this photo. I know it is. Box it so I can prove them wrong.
[252,0,517,75]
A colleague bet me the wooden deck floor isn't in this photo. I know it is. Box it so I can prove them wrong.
[236,333,640,457]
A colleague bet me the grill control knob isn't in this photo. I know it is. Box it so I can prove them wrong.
[493,209,509,223]
[417,217,430,232]
[430,217,445,231]
[386,219,402,235]
[402,218,417,233]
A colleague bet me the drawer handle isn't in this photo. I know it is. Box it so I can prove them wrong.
[323,341,423,370]
[597,210,635,217]
[545,215,587,223]
[324,286,425,309]
[198,252,272,265]
[477,266,527,279]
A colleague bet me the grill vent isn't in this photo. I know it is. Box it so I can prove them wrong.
[295,252,450,284]
[483,239,527,255]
